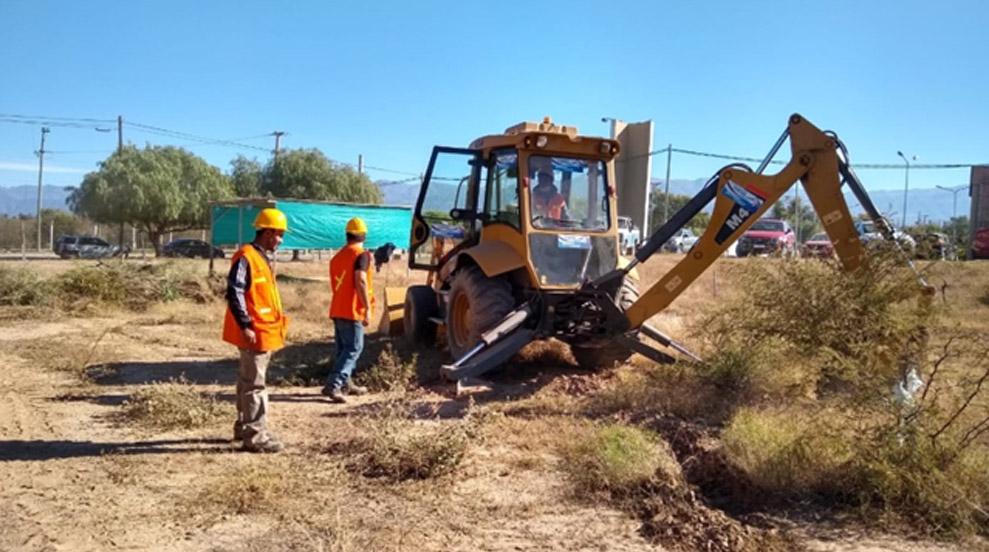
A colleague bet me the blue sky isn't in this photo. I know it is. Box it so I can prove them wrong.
[1,0,986,194]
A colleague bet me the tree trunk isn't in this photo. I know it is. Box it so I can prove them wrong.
[149,230,163,257]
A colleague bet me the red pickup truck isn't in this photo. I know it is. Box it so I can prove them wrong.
[736,218,796,257]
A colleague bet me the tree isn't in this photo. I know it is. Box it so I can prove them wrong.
[69,146,233,256]
[262,149,382,204]
[649,189,710,234]
[770,195,819,242]
[230,155,263,197]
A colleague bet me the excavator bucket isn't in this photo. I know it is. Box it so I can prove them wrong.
[379,286,407,336]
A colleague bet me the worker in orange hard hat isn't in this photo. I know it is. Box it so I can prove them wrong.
[322,216,374,403]
[222,207,289,453]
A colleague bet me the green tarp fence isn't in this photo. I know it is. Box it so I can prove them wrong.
[211,199,412,250]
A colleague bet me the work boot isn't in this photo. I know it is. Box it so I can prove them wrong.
[232,423,246,442]
[321,385,347,403]
[346,381,369,396]
[242,435,284,454]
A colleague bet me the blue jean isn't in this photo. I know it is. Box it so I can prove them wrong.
[327,318,364,390]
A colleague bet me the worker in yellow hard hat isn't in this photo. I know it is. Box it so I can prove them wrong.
[222,207,289,452]
[322,216,374,403]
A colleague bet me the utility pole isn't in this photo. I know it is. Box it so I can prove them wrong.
[358,154,364,176]
[272,131,285,159]
[117,116,125,251]
[35,126,50,252]
[936,184,967,246]
[662,144,672,224]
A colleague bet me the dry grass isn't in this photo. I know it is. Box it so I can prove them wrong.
[120,377,230,430]
[0,262,220,314]
[195,463,288,515]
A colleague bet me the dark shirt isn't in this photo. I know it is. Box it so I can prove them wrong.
[225,243,272,330]
[354,250,370,272]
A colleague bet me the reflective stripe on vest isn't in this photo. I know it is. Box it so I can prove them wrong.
[329,243,375,320]
[222,245,288,352]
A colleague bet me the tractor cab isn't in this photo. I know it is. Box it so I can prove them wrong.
[409,117,622,289]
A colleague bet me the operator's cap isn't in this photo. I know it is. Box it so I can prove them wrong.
[346,217,368,235]
[253,208,288,232]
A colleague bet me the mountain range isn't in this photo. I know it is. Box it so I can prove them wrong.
[1,179,972,224]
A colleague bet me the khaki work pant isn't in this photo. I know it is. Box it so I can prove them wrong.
[235,349,272,445]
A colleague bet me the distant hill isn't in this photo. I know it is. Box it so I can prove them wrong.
[0,185,73,216]
[376,180,421,207]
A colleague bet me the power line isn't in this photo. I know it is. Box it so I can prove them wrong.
[0,117,114,130]
[0,113,116,123]
[632,145,982,170]
[364,164,420,177]
[125,121,270,153]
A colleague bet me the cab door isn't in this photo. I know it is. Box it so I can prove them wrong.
[410,147,482,270]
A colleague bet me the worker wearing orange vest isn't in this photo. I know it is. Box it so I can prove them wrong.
[222,208,289,453]
[532,169,569,221]
[321,217,375,403]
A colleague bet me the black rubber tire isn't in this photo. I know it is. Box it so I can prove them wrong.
[570,280,640,370]
[445,266,513,360]
[404,285,438,347]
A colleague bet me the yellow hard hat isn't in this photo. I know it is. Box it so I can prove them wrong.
[346,217,367,234]
[253,208,288,231]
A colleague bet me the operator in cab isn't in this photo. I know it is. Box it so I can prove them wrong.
[531,163,569,223]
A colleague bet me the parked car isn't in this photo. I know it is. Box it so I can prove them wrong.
[663,228,698,253]
[617,216,641,255]
[163,238,225,259]
[53,235,128,259]
[801,232,834,258]
[736,218,795,257]
[973,228,989,259]
[854,220,916,251]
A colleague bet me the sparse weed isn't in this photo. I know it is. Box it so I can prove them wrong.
[353,343,416,392]
[347,399,479,481]
[121,377,229,430]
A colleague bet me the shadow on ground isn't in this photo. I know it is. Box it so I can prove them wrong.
[0,438,231,461]
[93,359,238,386]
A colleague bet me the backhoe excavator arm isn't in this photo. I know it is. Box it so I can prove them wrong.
[621,113,930,330]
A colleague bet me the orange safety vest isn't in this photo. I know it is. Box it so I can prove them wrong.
[534,192,566,219]
[222,245,288,352]
[329,243,375,320]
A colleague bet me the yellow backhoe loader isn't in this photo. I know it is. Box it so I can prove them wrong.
[383,114,930,383]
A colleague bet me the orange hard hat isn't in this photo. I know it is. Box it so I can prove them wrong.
[346,217,368,234]
[253,208,288,231]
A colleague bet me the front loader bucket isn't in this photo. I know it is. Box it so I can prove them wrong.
[379,286,407,336]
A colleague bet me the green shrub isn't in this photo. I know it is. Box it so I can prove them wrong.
[0,266,53,306]
[560,424,681,497]
[722,406,853,497]
[698,254,934,398]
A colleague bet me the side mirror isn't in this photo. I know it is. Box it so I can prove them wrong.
[449,208,477,221]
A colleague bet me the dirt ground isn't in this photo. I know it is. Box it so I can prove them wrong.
[0,255,983,551]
